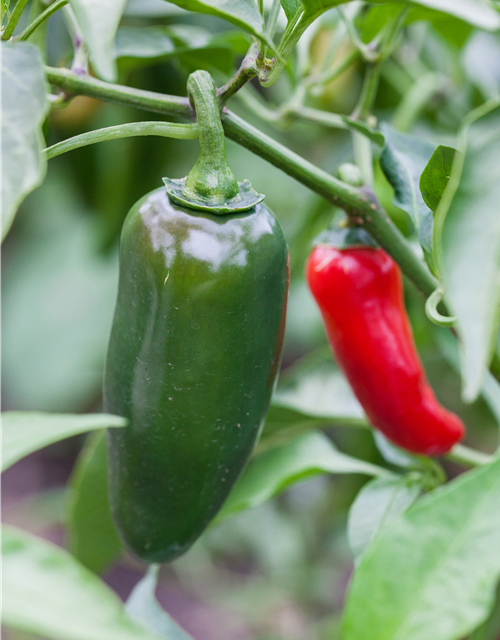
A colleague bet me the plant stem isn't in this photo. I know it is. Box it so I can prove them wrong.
[63,4,87,75]
[1,0,29,39]
[352,63,381,121]
[266,0,281,40]
[304,48,360,89]
[223,110,438,297]
[353,132,374,186]
[291,105,348,130]
[235,87,282,124]
[391,72,443,133]
[445,444,495,468]
[490,352,500,384]
[15,0,67,41]
[217,41,259,107]
[45,66,193,118]
[43,122,199,159]
[44,65,436,297]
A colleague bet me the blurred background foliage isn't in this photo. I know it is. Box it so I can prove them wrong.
[2,1,500,638]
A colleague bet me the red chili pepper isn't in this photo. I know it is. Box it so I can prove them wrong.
[306,243,465,456]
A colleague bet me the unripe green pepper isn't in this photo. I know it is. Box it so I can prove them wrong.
[104,71,289,563]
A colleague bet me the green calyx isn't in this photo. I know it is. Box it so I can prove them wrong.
[164,70,264,214]
[314,225,378,250]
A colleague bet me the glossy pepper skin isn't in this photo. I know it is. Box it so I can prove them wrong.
[306,244,464,455]
[104,188,288,563]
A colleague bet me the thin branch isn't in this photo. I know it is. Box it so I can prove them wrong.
[44,65,436,298]
[63,4,88,75]
[15,0,68,42]
[445,444,495,468]
[291,105,347,130]
[45,66,193,118]
[222,110,438,298]
[1,0,30,39]
[217,41,260,107]
[43,122,199,159]
[266,0,281,41]
[304,48,360,90]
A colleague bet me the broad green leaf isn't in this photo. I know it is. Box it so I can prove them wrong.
[420,145,455,212]
[126,566,194,640]
[261,352,366,440]
[2,525,162,640]
[281,0,303,21]
[216,432,390,523]
[408,0,500,30]
[160,0,265,40]
[438,112,500,401]
[342,456,500,640]
[1,412,126,471]
[433,329,500,427]
[115,26,248,74]
[469,586,500,640]
[69,0,128,81]
[1,43,48,241]
[373,432,420,469]
[463,33,500,98]
[116,26,176,59]
[364,0,499,30]
[125,0,187,15]
[301,0,343,15]
[66,431,122,574]
[341,116,385,146]
[273,352,365,423]
[380,123,435,258]
[347,476,421,561]
[1,172,119,411]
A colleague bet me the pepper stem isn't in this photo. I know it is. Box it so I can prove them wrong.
[164,70,264,214]
[183,71,239,205]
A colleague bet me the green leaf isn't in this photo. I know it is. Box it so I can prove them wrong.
[469,585,500,640]
[437,109,500,401]
[301,0,343,15]
[125,0,187,15]
[116,26,177,59]
[1,172,119,411]
[341,116,385,146]
[281,0,303,21]
[160,0,265,40]
[407,0,500,30]
[115,25,249,73]
[2,525,162,640]
[274,352,365,422]
[115,27,230,73]
[347,476,421,562]
[342,456,500,640]
[373,432,421,469]
[216,432,390,523]
[419,145,455,212]
[463,32,500,98]
[1,43,49,241]
[380,123,435,258]
[261,352,366,440]
[433,327,500,427]
[126,566,194,640]
[1,412,126,471]
[69,0,128,81]
[66,431,122,574]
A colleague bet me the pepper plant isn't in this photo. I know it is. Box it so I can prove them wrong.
[2,1,500,639]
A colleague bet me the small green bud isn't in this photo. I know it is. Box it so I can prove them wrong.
[337,163,364,187]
